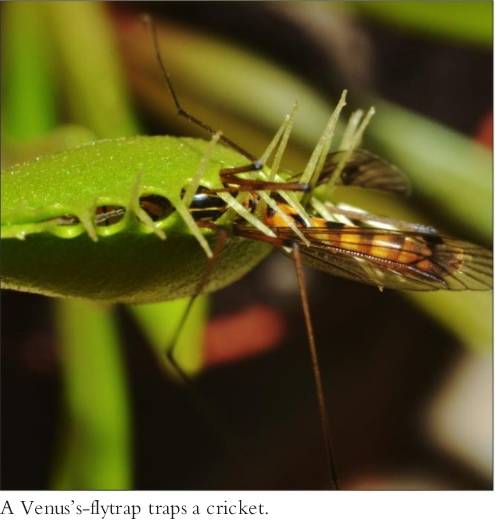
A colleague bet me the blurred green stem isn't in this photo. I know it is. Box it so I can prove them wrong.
[54,301,131,488]
[2,2,56,141]
[1,2,132,489]
[43,1,137,489]
[354,1,492,48]
[47,1,137,138]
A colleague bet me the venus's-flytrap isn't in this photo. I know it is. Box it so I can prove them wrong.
[0,88,350,303]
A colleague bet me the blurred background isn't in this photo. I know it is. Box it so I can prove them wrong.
[1,2,492,490]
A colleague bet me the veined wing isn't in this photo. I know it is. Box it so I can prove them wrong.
[319,149,411,195]
[235,224,492,291]
[320,204,438,234]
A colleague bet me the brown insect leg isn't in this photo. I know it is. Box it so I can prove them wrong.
[207,164,309,194]
[162,223,238,450]
[143,14,255,161]
[293,242,340,490]
[165,222,229,381]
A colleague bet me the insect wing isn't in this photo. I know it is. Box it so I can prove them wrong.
[322,204,439,235]
[297,227,491,291]
[238,224,492,291]
[320,149,411,195]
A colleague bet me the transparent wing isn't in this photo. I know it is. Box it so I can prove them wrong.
[319,149,411,195]
[320,204,439,234]
[235,224,492,291]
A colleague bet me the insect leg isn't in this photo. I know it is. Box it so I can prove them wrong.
[143,14,255,161]
[161,224,238,450]
[144,17,308,195]
[208,102,307,194]
[213,167,309,193]
[233,225,340,488]
[164,222,229,381]
[292,242,340,490]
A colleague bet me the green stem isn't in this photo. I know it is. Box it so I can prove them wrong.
[42,1,138,489]
[355,1,492,48]
[53,300,131,488]
[48,2,138,138]
[1,2,56,141]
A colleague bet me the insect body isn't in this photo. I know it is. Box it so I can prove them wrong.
[241,203,492,292]
[187,159,492,293]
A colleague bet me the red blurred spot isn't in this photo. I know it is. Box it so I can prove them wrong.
[475,112,492,149]
[204,304,286,367]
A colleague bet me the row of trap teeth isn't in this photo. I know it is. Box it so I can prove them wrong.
[18,91,373,258]
[55,195,173,228]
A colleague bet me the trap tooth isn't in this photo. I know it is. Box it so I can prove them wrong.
[78,212,98,242]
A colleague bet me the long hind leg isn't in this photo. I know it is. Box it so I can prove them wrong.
[164,222,229,384]
[234,224,341,490]
[161,221,240,451]
[293,243,340,490]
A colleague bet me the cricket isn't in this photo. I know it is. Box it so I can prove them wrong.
[1,9,491,491]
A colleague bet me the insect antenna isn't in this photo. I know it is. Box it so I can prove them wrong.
[142,14,256,161]
[292,242,340,490]
[144,15,316,198]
